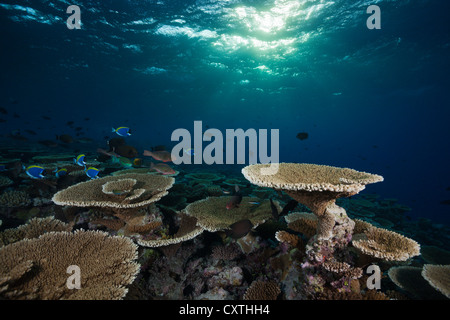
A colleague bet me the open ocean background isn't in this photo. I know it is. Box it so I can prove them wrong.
[0,0,449,225]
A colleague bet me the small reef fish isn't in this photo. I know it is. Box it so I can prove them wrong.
[85,167,100,179]
[133,158,143,166]
[0,164,6,172]
[112,127,131,137]
[143,150,175,162]
[24,165,45,179]
[150,162,175,175]
[269,198,298,220]
[226,219,254,239]
[248,201,260,205]
[226,185,243,210]
[74,154,87,167]
[184,148,195,156]
[296,132,309,141]
[111,156,133,168]
[54,168,68,178]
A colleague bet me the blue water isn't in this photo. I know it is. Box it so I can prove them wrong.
[0,0,449,224]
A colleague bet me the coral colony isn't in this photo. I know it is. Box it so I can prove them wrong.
[1,149,449,300]
[0,1,449,303]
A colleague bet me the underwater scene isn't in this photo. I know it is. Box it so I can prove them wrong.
[0,0,449,303]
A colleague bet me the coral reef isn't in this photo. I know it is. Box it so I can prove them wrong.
[421,264,450,298]
[243,280,281,300]
[352,225,420,261]
[0,190,31,207]
[0,156,445,301]
[0,229,139,299]
[185,196,280,232]
[0,176,13,188]
[0,216,73,247]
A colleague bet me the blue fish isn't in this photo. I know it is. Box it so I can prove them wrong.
[112,127,131,137]
[74,154,86,167]
[184,148,195,156]
[85,167,100,179]
[24,165,45,179]
[0,164,6,172]
[248,201,260,205]
[54,167,68,178]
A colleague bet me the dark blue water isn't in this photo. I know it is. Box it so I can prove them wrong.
[1,0,449,224]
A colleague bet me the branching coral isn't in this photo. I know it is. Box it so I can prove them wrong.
[421,264,450,299]
[352,226,420,261]
[242,163,382,246]
[275,230,301,248]
[0,230,139,299]
[211,243,242,261]
[285,212,318,238]
[52,173,175,237]
[242,163,387,299]
[185,196,280,232]
[136,213,203,247]
[101,178,137,195]
[0,217,73,247]
[0,176,13,188]
[243,280,281,300]
[388,266,447,299]
[52,173,174,209]
[0,190,31,207]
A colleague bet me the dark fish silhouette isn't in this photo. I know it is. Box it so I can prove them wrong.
[226,185,243,210]
[56,134,74,143]
[42,116,51,120]
[25,130,37,135]
[108,137,126,150]
[66,121,74,126]
[296,132,308,140]
[226,219,253,239]
[270,198,279,219]
[280,199,298,216]
[0,107,7,115]
[270,199,298,220]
